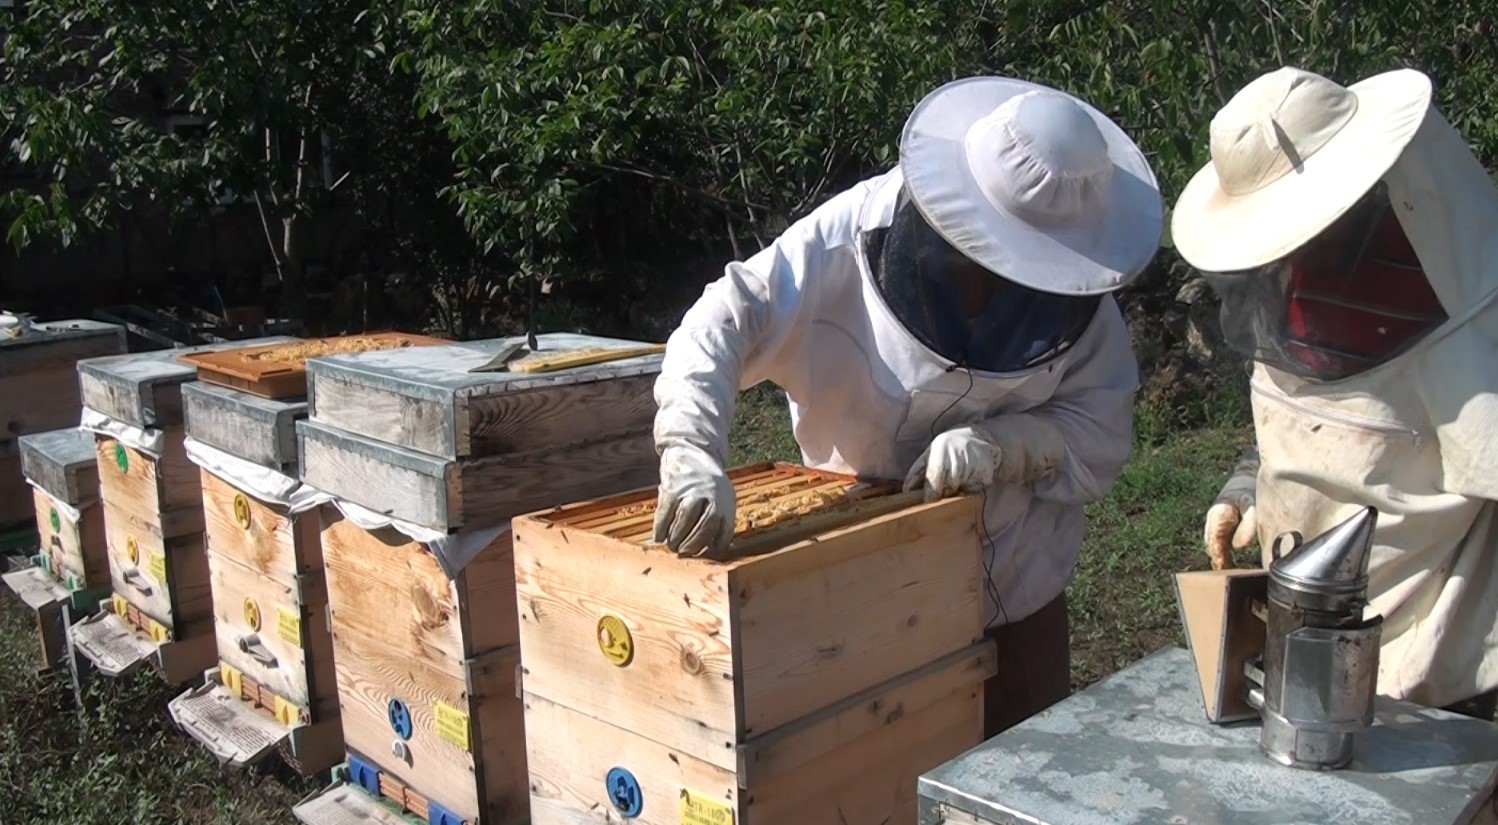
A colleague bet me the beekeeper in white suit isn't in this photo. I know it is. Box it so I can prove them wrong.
[1178,66,1498,718]
[651,75,1164,736]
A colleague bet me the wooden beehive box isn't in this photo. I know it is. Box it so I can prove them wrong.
[178,331,448,400]
[69,337,297,684]
[293,336,667,825]
[0,427,108,669]
[0,319,125,527]
[297,333,662,533]
[511,462,995,825]
[167,378,345,774]
[305,510,525,825]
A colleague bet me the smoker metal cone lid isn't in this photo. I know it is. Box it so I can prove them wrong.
[1270,506,1378,596]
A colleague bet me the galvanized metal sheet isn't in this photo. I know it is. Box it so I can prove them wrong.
[292,781,413,825]
[68,610,156,677]
[917,646,1498,825]
[168,677,288,768]
[18,428,98,504]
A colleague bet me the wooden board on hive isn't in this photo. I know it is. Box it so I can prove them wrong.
[0,319,125,378]
[183,381,307,474]
[35,487,108,590]
[179,332,447,400]
[319,506,528,823]
[102,499,211,635]
[208,550,335,719]
[20,427,101,506]
[78,336,297,429]
[523,642,990,825]
[511,462,985,773]
[200,470,321,589]
[305,332,662,460]
[298,419,659,534]
[95,432,203,538]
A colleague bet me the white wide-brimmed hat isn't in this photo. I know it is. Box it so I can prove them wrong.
[1172,67,1433,273]
[899,76,1164,296]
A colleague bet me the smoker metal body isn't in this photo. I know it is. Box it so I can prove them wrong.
[1245,506,1383,770]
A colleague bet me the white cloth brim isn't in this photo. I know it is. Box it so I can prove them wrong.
[1171,69,1433,273]
[899,76,1165,296]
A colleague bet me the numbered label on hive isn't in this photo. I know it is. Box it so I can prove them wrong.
[679,788,735,825]
[276,605,302,647]
[147,552,167,582]
[433,701,471,750]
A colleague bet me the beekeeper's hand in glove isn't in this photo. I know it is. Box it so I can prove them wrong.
[1202,448,1260,570]
[653,444,737,560]
[903,414,1068,501]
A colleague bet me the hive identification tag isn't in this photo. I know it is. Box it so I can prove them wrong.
[679,788,735,825]
[277,606,302,646]
[434,701,470,750]
[147,552,167,582]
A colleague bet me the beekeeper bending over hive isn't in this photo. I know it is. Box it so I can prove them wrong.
[651,74,1164,736]
[1180,66,1498,717]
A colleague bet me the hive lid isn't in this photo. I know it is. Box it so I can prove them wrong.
[1270,506,1378,596]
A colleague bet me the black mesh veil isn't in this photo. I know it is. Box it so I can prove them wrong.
[866,188,1101,372]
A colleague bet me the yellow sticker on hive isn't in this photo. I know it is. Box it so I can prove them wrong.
[147,551,167,582]
[219,662,244,695]
[597,613,634,667]
[276,605,302,647]
[111,593,129,617]
[679,788,735,825]
[125,535,139,565]
[273,695,300,726]
[243,597,262,631]
[433,701,470,750]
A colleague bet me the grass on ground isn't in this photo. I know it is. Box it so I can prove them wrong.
[0,381,1251,824]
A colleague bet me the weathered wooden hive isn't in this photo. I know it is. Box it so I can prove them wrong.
[0,427,107,669]
[291,334,663,825]
[66,336,297,684]
[0,319,125,529]
[165,376,343,775]
[511,462,995,825]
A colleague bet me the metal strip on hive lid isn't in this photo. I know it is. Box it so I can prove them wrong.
[69,610,156,676]
[169,674,287,768]
[0,319,125,377]
[293,781,413,825]
[179,332,448,400]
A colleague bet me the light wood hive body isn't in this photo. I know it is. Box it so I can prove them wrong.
[78,337,297,684]
[301,334,667,824]
[512,461,995,825]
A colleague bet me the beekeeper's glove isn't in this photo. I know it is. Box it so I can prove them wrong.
[1203,448,1260,570]
[653,444,736,560]
[903,414,1067,502]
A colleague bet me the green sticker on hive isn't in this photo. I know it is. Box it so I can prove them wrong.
[114,443,129,473]
[49,507,59,532]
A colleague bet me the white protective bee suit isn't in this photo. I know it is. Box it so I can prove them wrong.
[651,75,1164,642]
[1178,67,1498,710]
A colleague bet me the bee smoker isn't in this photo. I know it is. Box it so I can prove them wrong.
[1243,506,1383,770]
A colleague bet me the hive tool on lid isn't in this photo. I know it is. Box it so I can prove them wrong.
[1174,506,1383,771]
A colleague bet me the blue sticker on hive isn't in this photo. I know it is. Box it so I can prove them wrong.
[606,766,643,817]
[387,697,413,740]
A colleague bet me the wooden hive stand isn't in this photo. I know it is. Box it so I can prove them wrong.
[0,428,108,670]
[511,462,996,825]
[292,334,665,825]
[67,337,298,685]
[0,319,125,531]
[166,378,343,776]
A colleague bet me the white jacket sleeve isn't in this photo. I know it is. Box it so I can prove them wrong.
[1021,295,1140,505]
[653,182,871,465]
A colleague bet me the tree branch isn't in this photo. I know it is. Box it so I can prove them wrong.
[593,161,769,211]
